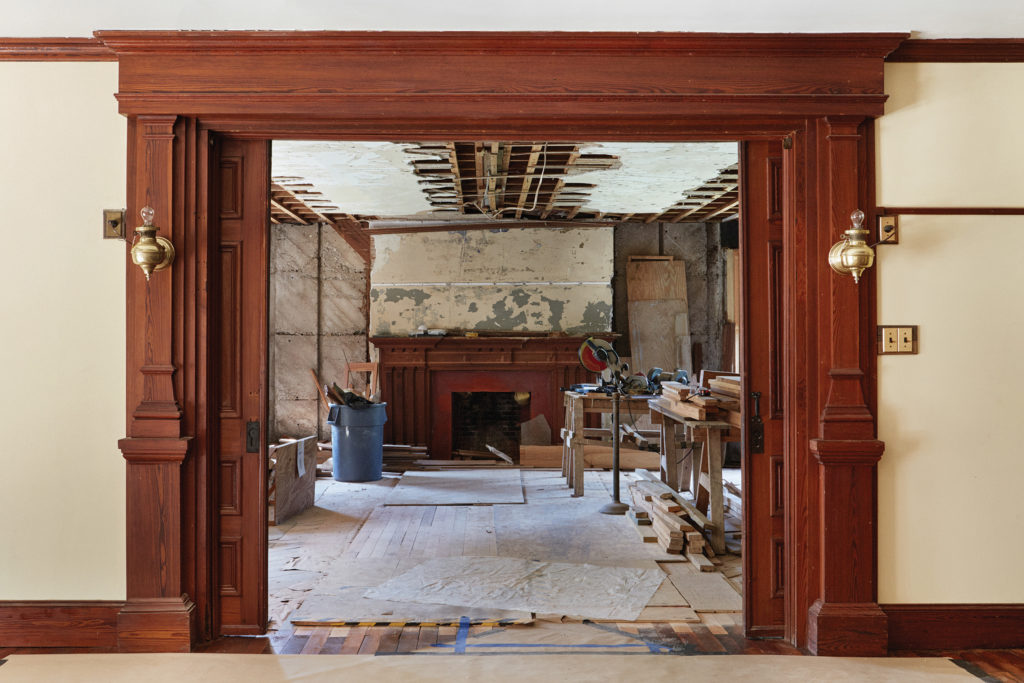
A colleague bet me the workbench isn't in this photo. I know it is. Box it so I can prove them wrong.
[560,390,653,497]
[648,397,737,554]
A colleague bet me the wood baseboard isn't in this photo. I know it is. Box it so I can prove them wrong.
[0,601,123,648]
[883,604,1024,651]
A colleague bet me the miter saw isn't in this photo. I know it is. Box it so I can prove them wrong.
[577,337,650,395]
[577,337,638,515]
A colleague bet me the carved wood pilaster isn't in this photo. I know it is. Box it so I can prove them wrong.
[806,116,886,656]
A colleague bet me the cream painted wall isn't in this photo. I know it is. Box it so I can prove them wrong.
[876,63,1024,603]
[0,63,126,599]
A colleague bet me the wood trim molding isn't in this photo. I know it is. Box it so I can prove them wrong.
[95,30,908,57]
[0,38,116,61]
[887,39,1024,63]
[883,604,1024,650]
[105,31,899,654]
[879,206,1024,216]
[0,601,123,648]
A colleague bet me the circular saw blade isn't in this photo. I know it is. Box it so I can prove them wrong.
[579,337,616,373]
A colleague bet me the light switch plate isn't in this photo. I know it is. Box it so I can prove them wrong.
[878,325,918,355]
[103,209,126,239]
[878,215,899,245]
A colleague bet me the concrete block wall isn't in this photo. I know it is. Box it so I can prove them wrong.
[270,223,368,441]
[612,221,728,374]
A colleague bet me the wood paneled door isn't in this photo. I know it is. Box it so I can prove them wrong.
[740,140,786,636]
[213,137,271,635]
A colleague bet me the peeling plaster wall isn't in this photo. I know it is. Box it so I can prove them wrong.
[370,228,614,335]
[613,222,727,374]
[270,223,368,441]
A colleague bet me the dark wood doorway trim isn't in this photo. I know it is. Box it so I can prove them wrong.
[102,30,905,656]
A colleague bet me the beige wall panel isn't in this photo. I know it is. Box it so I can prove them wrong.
[878,63,1024,207]
[877,216,1024,603]
[0,63,126,599]
[371,228,614,284]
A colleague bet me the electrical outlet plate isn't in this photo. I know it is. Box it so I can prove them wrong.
[877,325,918,355]
[878,215,899,245]
[103,209,126,240]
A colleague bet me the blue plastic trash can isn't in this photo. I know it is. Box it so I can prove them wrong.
[327,402,388,482]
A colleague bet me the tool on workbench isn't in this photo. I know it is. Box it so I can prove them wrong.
[578,337,631,516]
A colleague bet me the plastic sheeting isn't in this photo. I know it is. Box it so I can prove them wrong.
[364,556,665,621]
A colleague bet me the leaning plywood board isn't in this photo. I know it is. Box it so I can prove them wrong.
[627,258,688,302]
[627,257,691,376]
[268,436,318,525]
[628,299,691,375]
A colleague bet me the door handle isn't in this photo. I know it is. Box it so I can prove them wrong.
[246,421,260,453]
[749,391,764,454]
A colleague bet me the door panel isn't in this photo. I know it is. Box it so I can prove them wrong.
[741,140,786,635]
[214,137,270,634]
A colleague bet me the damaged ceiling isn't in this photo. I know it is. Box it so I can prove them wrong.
[270,141,739,228]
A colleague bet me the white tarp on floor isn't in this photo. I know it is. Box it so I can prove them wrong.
[363,556,665,621]
[385,469,525,505]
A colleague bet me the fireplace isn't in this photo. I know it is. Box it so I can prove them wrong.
[371,335,612,457]
[451,391,530,459]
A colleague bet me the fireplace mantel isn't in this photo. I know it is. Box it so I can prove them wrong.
[371,335,609,457]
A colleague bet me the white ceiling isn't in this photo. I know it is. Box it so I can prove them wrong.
[4,0,1024,38]
[271,141,738,218]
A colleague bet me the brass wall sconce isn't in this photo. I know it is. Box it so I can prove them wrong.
[130,206,175,281]
[828,209,874,283]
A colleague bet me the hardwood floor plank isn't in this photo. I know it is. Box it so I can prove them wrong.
[357,626,385,654]
[299,627,331,654]
[417,625,439,651]
[377,627,404,654]
[396,626,421,653]
[339,626,367,654]
[318,636,347,655]
[279,634,309,655]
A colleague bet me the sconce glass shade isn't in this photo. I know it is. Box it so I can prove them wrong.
[130,206,175,281]
[828,209,874,284]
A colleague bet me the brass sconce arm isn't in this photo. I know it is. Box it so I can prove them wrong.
[828,209,875,283]
[130,206,175,281]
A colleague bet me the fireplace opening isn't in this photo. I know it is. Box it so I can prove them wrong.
[451,391,530,460]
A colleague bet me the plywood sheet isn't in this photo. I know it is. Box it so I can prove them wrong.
[628,299,691,374]
[385,469,524,506]
[627,258,687,302]
[269,436,319,525]
[364,557,665,621]
[664,562,742,612]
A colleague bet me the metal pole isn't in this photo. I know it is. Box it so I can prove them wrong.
[600,390,629,515]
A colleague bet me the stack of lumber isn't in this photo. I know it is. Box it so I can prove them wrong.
[379,444,428,472]
[654,379,740,428]
[707,376,740,398]
[626,471,718,572]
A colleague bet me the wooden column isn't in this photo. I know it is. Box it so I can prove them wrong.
[806,116,887,656]
[116,115,196,652]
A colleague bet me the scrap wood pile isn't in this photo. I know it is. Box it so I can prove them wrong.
[627,470,719,572]
[655,375,741,429]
